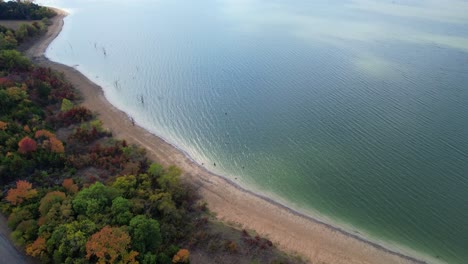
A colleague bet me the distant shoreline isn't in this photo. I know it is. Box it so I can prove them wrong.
[30,7,432,264]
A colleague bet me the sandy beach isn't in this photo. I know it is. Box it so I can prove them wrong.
[27,9,431,264]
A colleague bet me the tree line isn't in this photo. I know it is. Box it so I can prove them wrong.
[0,1,55,20]
[1,3,305,264]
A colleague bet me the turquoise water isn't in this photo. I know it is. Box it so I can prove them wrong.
[40,0,468,262]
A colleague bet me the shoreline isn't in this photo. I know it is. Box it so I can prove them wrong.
[31,8,432,264]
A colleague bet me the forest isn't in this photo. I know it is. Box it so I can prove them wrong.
[0,1,56,20]
[0,3,305,264]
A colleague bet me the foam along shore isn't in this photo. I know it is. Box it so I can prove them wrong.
[29,8,433,264]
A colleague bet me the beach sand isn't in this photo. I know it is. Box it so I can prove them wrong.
[28,9,429,264]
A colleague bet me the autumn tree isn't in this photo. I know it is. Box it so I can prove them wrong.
[18,136,37,154]
[49,136,64,153]
[62,178,78,194]
[86,226,138,264]
[26,237,47,259]
[34,129,55,139]
[172,249,190,263]
[34,129,65,153]
[0,120,7,130]
[5,180,37,205]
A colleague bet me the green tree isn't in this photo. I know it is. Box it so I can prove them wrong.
[110,197,133,225]
[60,98,73,112]
[129,215,162,254]
[0,50,30,71]
[72,182,118,222]
[148,163,163,178]
[8,206,34,229]
[158,165,182,194]
[112,175,137,198]
[12,219,38,246]
[0,32,17,49]
[39,191,66,216]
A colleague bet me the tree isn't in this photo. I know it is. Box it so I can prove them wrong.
[86,226,138,264]
[129,215,162,254]
[5,180,37,205]
[39,191,66,216]
[148,163,163,178]
[72,182,118,220]
[35,129,55,139]
[0,120,7,130]
[158,166,183,198]
[62,178,78,194]
[110,197,133,225]
[12,219,37,246]
[49,136,64,153]
[0,50,30,71]
[172,249,190,263]
[0,32,17,50]
[8,206,33,229]
[18,136,37,154]
[46,220,97,263]
[112,175,137,198]
[26,236,47,258]
[61,98,73,112]
[34,130,65,153]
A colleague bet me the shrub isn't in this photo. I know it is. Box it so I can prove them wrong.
[0,50,30,71]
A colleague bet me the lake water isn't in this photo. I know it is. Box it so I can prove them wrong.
[39,0,468,262]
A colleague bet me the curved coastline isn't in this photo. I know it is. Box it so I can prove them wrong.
[31,8,435,264]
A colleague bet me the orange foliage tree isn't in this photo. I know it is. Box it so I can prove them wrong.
[26,237,47,258]
[86,226,138,264]
[49,137,64,153]
[5,180,37,206]
[172,249,190,263]
[35,129,55,139]
[18,137,37,154]
[0,121,7,130]
[62,178,79,194]
[34,129,65,153]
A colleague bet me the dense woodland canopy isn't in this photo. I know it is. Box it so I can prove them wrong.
[0,1,55,20]
[0,3,305,263]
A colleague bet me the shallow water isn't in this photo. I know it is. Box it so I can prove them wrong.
[39,0,468,262]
